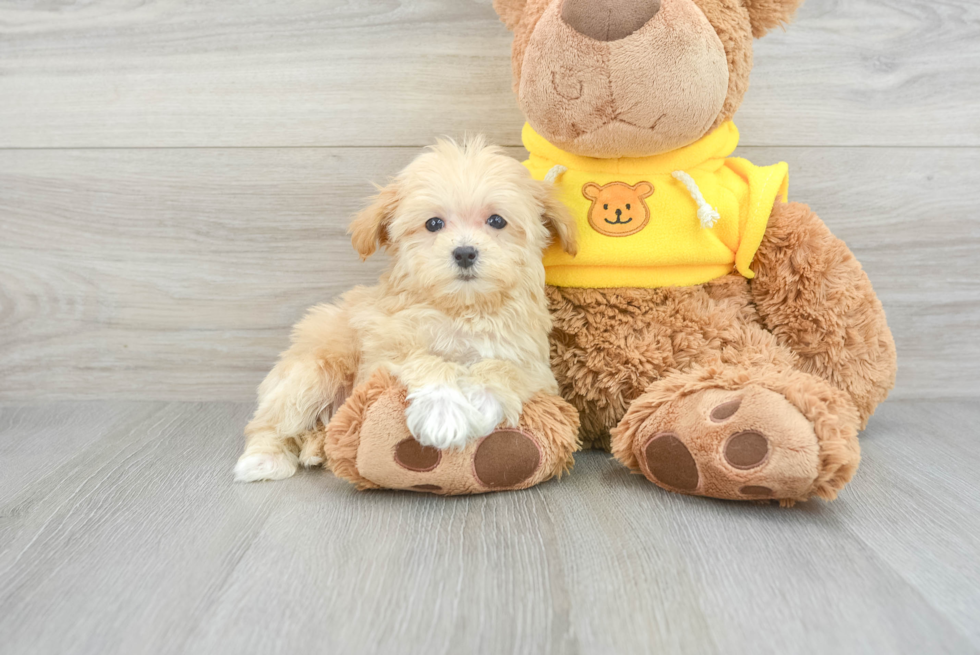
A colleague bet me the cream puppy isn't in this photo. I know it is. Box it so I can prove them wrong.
[235,136,576,482]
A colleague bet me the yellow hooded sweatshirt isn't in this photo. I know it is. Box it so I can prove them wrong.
[523,122,789,289]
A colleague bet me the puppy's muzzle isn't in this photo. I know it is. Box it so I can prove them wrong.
[453,246,479,270]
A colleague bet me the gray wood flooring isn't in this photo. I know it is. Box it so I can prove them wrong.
[0,400,978,655]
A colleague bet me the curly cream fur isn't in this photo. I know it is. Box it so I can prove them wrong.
[236,137,576,481]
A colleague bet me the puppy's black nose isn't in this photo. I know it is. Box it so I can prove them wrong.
[453,246,478,269]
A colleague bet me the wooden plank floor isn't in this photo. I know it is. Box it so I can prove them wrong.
[0,400,978,655]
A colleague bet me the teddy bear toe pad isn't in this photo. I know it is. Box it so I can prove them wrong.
[633,387,821,502]
[473,430,542,489]
[393,438,441,472]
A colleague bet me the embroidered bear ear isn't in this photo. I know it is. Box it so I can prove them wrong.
[582,182,602,201]
[633,182,655,199]
[492,0,527,31]
[742,0,803,38]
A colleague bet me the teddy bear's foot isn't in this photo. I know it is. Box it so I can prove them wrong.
[321,370,580,495]
[611,365,862,504]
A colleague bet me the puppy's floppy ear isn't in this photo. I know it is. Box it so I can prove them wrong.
[493,0,527,31]
[348,181,399,260]
[742,0,803,38]
[536,182,578,256]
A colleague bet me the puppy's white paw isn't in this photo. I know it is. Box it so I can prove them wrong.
[406,385,474,450]
[234,451,298,482]
[464,386,505,437]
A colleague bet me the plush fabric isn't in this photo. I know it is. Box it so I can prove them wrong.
[517,0,730,158]
[492,0,528,32]
[500,0,780,146]
[740,0,804,38]
[750,201,898,428]
[548,275,774,450]
[524,122,789,288]
[611,363,861,505]
[561,0,663,42]
[691,0,756,130]
[489,0,896,503]
[321,369,581,495]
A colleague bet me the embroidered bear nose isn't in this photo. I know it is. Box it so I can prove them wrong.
[453,246,478,269]
[562,0,661,42]
[616,208,622,217]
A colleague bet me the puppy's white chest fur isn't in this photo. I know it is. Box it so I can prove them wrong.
[425,318,499,366]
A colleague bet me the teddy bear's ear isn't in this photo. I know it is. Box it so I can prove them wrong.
[492,0,528,31]
[582,183,601,201]
[742,0,803,38]
[348,181,400,260]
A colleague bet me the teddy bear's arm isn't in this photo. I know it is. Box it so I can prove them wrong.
[749,201,897,427]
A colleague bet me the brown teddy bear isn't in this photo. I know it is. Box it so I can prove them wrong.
[491,0,897,504]
[320,0,895,505]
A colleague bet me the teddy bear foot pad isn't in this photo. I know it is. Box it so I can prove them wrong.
[619,386,839,504]
[321,370,580,495]
[374,428,543,494]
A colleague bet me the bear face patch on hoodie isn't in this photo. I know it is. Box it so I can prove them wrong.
[523,122,789,289]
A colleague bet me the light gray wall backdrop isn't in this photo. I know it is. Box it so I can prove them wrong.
[1,0,978,401]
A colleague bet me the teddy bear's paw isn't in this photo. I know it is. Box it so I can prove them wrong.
[619,386,840,503]
[365,427,544,495]
[332,381,577,495]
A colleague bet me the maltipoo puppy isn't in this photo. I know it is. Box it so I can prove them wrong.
[235,136,577,482]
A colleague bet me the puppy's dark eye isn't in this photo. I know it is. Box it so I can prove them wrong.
[486,214,507,230]
[425,217,445,232]
[626,204,631,210]
[603,204,608,210]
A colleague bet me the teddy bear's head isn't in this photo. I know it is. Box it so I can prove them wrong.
[493,0,802,158]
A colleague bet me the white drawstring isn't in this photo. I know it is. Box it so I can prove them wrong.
[544,165,568,184]
[548,165,719,229]
[672,171,720,228]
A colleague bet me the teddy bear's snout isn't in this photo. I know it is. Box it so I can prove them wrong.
[561,0,661,42]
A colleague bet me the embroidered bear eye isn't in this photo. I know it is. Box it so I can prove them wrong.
[486,214,507,229]
[603,204,608,210]
[626,204,631,210]
[425,217,444,232]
